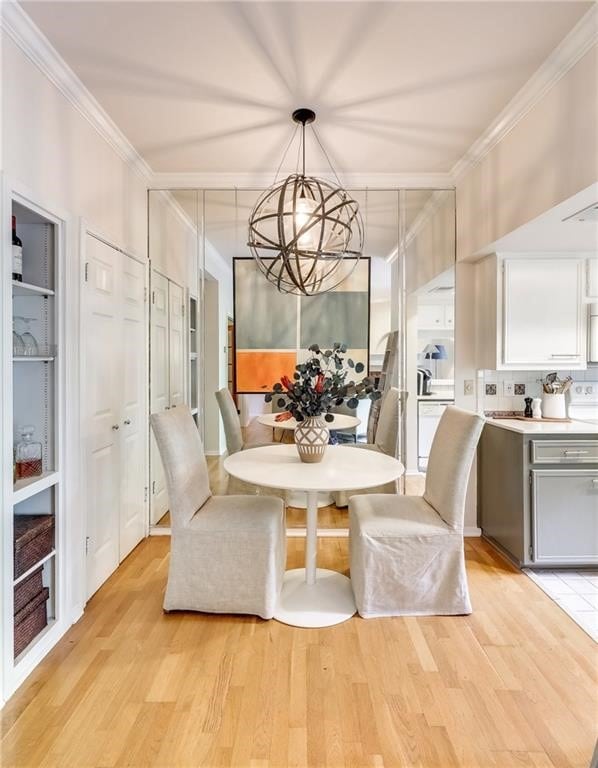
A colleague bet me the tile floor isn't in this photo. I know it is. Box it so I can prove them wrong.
[524,568,598,641]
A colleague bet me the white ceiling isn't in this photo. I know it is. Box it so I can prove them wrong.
[22,1,591,175]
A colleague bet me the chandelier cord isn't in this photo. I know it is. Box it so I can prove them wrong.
[273,124,299,184]
[311,126,343,189]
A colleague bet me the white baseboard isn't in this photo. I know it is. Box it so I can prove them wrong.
[464,526,481,537]
[149,526,171,536]
[204,450,226,457]
[287,528,349,538]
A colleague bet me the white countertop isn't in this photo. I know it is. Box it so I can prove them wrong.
[417,394,455,401]
[486,418,598,435]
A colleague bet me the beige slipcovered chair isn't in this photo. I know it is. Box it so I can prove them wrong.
[215,388,280,495]
[151,406,286,619]
[349,406,484,617]
[334,387,400,507]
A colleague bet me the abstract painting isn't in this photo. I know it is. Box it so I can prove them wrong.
[234,258,370,393]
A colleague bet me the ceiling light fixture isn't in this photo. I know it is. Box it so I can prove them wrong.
[247,108,363,296]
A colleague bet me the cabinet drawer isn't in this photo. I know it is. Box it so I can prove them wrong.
[530,440,598,464]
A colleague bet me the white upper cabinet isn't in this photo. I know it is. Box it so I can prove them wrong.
[476,255,586,370]
[418,303,454,330]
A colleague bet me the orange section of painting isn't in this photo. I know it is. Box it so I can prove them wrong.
[236,351,297,393]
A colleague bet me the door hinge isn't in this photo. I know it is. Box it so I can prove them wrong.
[144,287,148,303]
[152,291,156,304]
[84,262,89,282]
[528,545,533,559]
[152,480,156,495]
[182,303,185,317]
[85,536,90,555]
[144,486,148,502]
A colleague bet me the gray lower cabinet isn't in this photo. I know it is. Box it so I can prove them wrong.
[531,470,598,565]
[478,425,598,567]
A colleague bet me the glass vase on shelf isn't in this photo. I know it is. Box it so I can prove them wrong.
[13,316,39,356]
[13,324,25,356]
[15,426,43,480]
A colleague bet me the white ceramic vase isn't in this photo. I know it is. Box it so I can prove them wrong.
[294,416,330,464]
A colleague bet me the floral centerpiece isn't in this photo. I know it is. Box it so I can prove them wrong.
[265,343,381,463]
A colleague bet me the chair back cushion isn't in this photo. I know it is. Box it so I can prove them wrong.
[374,387,399,456]
[215,388,243,454]
[423,406,484,531]
[151,407,211,528]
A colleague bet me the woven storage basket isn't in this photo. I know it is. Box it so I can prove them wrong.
[14,566,44,615]
[14,515,54,578]
[14,586,49,658]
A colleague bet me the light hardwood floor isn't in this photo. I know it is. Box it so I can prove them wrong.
[1,531,596,766]
[3,444,596,766]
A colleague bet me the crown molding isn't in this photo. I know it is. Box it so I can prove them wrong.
[0,0,153,182]
[452,4,598,182]
[149,171,455,191]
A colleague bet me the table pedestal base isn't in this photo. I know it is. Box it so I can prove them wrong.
[285,490,334,509]
[274,568,356,628]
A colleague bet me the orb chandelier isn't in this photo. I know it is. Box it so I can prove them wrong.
[247,108,364,296]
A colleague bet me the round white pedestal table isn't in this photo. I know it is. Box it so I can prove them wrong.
[256,413,361,508]
[224,444,404,628]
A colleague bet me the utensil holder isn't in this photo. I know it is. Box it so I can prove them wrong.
[541,393,566,419]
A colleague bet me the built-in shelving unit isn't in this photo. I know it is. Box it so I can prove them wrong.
[2,187,67,700]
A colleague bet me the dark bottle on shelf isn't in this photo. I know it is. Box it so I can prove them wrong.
[12,215,23,282]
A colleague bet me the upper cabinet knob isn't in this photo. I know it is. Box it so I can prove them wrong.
[123,419,131,425]
[112,424,119,430]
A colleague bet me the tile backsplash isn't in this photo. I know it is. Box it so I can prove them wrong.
[478,369,597,413]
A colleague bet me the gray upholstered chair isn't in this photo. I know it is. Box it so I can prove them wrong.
[151,406,285,619]
[329,401,358,443]
[334,387,401,507]
[215,388,281,495]
[349,406,484,618]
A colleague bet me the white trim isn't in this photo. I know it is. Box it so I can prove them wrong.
[452,5,598,181]
[464,527,482,537]
[150,171,455,191]
[0,0,152,182]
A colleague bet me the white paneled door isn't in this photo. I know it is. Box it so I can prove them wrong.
[150,271,169,525]
[85,236,147,599]
[150,271,186,526]
[119,255,147,559]
[85,237,120,600]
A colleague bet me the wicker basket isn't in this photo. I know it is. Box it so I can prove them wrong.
[14,515,54,578]
[14,586,49,658]
[14,566,44,615]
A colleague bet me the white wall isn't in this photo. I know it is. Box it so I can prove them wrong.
[203,241,233,454]
[1,34,148,258]
[457,43,598,263]
[1,27,150,701]
[454,42,598,531]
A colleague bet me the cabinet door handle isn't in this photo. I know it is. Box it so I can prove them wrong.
[123,419,131,425]
[592,478,598,486]
[550,354,579,359]
[164,406,170,410]
[111,424,119,431]
[564,450,589,455]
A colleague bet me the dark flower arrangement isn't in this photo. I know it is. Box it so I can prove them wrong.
[265,343,382,422]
